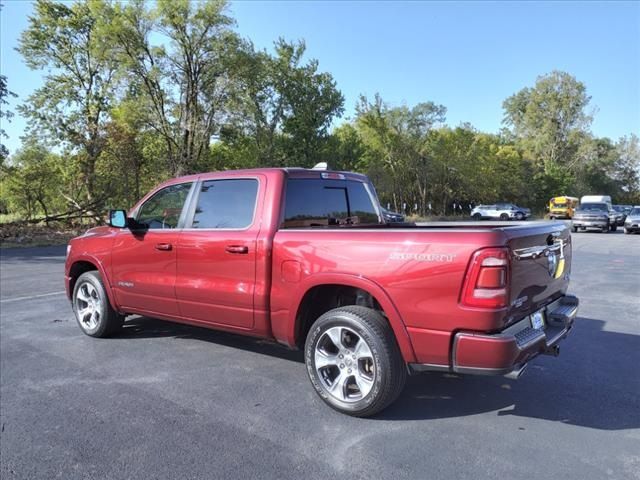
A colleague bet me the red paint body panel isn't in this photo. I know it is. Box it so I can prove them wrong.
[454,334,521,369]
[65,167,576,376]
[111,229,181,316]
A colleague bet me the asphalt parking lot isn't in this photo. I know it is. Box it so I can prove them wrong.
[1,230,639,479]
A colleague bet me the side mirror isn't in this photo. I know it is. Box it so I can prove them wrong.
[109,209,128,228]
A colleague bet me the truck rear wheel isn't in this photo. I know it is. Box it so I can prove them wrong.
[304,306,406,417]
[72,271,123,338]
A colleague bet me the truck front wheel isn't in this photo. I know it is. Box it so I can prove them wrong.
[72,271,123,338]
[304,306,406,417]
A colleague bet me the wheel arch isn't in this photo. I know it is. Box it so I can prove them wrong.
[283,274,417,363]
[68,255,118,311]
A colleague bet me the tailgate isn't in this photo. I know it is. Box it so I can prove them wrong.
[504,222,572,322]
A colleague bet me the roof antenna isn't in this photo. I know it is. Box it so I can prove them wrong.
[312,162,328,170]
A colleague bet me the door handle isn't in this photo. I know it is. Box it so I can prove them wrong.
[155,243,173,251]
[225,245,249,254]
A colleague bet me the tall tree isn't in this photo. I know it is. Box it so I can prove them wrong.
[228,38,344,167]
[281,45,344,166]
[356,94,446,213]
[18,0,118,204]
[0,75,17,163]
[108,0,237,176]
[613,134,640,202]
[502,71,593,204]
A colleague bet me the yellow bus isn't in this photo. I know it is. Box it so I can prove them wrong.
[549,196,579,219]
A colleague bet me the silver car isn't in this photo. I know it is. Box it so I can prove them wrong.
[471,203,531,221]
[624,207,640,234]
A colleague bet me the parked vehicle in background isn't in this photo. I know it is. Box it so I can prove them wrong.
[471,203,531,221]
[572,203,614,232]
[623,207,640,234]
[64,166,578,417]
[612,205,629,226]
[548,196,579,219]
[380,207,405,223]
[608,208,623,227]
[580,195,612,208]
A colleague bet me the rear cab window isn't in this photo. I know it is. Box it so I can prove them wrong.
[282,177,382,228]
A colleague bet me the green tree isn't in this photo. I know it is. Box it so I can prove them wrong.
[322,123,366,172]
[355,94,446,213]
[280,47,344,166]
[18,0,119,204]
[2,143,66,222]
[613,134,640,203]
[503,71,593,205]
[108,0,237,176]
[0,75,17,163]
[228,38,344,167]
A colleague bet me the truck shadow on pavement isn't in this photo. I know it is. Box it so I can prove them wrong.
[380,316,640,429]
[119,316,305,364]
[117,315,638,430]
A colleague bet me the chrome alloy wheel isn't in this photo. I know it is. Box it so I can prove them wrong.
[74,281,102,331]
[314,326,376,403]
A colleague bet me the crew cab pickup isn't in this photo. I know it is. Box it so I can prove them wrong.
[65,168,578,417]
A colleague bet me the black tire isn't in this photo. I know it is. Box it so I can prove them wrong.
[549,215,555,220]
[610,224,617,232]
[499,213,509,220]
[572,226,578,233]
[624,227,630,234]
[72,271,123,338]
[515,212,525,221]
[472,213,481,220]
[304,306,406,417]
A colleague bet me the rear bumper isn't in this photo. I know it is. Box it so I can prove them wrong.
[409,295,579,377]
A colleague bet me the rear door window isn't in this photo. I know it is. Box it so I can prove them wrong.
[189,179,259,229]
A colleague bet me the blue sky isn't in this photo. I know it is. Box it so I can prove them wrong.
[1,0,639,156]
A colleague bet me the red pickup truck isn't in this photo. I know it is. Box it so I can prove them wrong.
[65,167,578,416]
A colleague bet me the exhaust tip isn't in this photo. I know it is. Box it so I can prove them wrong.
[544,345,560,357]
[505,363,528,380]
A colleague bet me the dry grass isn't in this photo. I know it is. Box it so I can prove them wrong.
[0,222,86,249]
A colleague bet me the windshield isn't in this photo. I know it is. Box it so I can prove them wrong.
[577,203,608,212]
[612,205,624,212]
[630,208,640,216]
[552,202,567,208]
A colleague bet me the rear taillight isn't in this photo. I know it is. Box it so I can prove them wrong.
[461,247,510,309]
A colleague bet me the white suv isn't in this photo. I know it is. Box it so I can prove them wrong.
[471,203,531,221]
